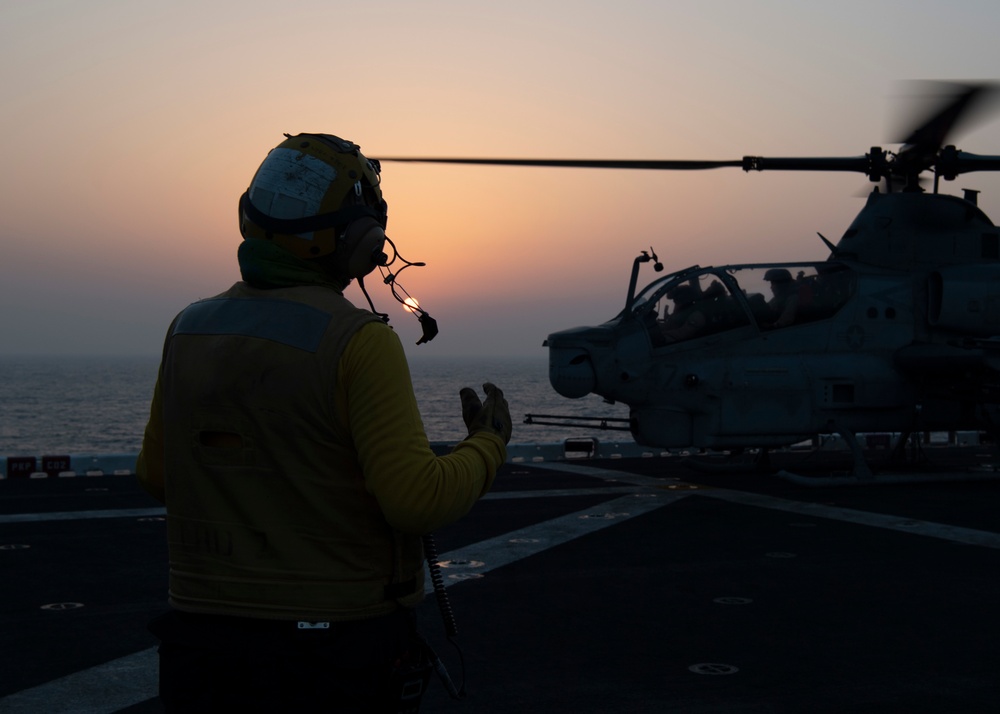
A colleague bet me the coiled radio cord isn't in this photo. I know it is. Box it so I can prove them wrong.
[422,533,466,699]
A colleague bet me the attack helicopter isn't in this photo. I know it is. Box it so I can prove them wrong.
[378,82,1000,477]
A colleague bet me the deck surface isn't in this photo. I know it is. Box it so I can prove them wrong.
[2,448,999,713]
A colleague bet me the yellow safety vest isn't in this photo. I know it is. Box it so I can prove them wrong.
[159,283,423,621]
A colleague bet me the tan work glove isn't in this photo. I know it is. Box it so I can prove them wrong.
[460,382,512,445]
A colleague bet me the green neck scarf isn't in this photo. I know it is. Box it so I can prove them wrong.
[237,239,348,292]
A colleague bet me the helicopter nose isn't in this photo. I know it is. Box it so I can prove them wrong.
[548,346,596,398]
[546,325,614,399]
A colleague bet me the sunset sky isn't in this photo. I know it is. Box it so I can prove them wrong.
[2,0,1000,358]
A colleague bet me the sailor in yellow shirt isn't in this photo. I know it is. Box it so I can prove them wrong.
[136,133,511,714]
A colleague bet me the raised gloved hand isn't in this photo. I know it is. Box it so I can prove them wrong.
[460,382,512,445]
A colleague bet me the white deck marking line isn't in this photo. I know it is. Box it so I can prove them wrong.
[702,488,1000,549]
[426,490,690,593]
[0,647,159,714]
[541,461,1000,550]
[0,488,634,525]
[0,486,683,713]
[0,508,166,524]
[482,486,637,500]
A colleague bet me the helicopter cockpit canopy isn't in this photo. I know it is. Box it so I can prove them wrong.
[632,262,856,345]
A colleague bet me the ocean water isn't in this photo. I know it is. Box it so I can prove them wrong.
[406,354,630,445]
[0,355,157,456]
[0,354,629,456]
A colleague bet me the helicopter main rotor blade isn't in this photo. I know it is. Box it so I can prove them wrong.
[377,155,882,175]
[378,104,1000,184]
[378,151,1000,182]
[741,156,873,173]
[889,81,1000,182]
[375,157,743,170]
[936,150,1000,179]
[895,81,1000,154]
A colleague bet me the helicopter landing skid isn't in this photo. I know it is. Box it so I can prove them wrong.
[772,429,876,484]
[772,430,1000,486]
[836,430,875,481]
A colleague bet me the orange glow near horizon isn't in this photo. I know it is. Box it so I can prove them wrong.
[2,2,1000,356]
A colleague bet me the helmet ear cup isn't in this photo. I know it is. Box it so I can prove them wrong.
[340,217,388,279]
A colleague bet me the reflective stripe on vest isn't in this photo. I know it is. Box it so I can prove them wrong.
[173,297,332,353]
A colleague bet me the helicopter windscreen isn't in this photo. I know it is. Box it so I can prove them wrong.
[726,263,855,329]
[634,263,856,345]
[635,270,750,344]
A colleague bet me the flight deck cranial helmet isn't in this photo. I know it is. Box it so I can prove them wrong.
[238,133,389,279]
